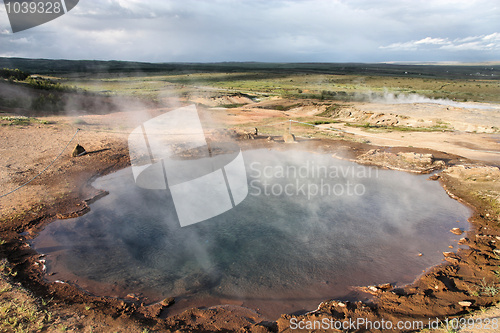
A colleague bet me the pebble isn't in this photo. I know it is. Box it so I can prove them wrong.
[377,283,393,290]
[450,228,464,235]
[160,297,175,307]
[458,301,473,307]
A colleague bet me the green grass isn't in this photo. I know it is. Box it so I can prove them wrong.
[0,259,53,333]
[310,120,336,125]
[50,69,500,103]
[344,122,452,132]
[1,58,499,102]
[474,190,500,216]
[23,63,494,104]
[478,278,500,297]
[220,103,248,108]
[317,103,349,117]
[270,103,302,111]
[72,118,89,125]
[183,73,500,103]
[23,76,77,92]
[0,116,51,126]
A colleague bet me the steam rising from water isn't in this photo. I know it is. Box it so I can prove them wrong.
[32,149,471,318]
[365,90,497,109]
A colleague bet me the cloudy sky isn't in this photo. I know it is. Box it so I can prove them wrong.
[0,0,499,63]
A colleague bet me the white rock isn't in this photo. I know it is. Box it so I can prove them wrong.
[458,301,473,307]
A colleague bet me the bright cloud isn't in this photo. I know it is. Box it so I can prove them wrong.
[0,0,498,62]
[9,37,30,44]
[415,37,449,45]
[381,33,500,52]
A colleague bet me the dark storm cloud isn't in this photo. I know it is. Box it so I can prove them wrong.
[0,0,498,62]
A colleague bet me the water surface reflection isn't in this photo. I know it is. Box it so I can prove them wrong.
[32,149,471,318]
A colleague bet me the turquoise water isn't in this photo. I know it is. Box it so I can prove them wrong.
[32,149,471,318]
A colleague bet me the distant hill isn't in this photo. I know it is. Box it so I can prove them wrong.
[0,57,499,79]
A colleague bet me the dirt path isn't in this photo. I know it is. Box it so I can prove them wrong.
[322,124,500,163]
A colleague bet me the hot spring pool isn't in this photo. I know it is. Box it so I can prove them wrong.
[32,149,471,318]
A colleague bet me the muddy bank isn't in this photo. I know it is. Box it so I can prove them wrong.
[1,133,500,332]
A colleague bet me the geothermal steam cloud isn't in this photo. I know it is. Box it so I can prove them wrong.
[128,105,248,227]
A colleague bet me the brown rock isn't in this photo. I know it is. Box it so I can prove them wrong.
[428,174,440,180]
[399,152,434,165]
[445,257,460,265]
[450,228,464,235]
[141,303,163,318]
[283,133,296,143]
[443,251,460,264]
[126,293,139,301]
[71,144,86,157]
[160,297,175,307]
[377,283,393,290]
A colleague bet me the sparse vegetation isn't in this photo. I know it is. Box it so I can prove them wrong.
[310,120,335,125]
[344,122,452,132]
[30,93,64,112]
[1,59,497,102]
[0,68,29,81]
[478,278,500,297]
[221,103,248,108]
[0,116,51,126]
[317,103,348,117]
[23,76,77,92]
[72,118,88,125]
[1,67,78,93]
[0,259,52,332]
[471,190,500,216]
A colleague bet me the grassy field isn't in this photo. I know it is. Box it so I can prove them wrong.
[50,71,499,103]
[1,58,499,103]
